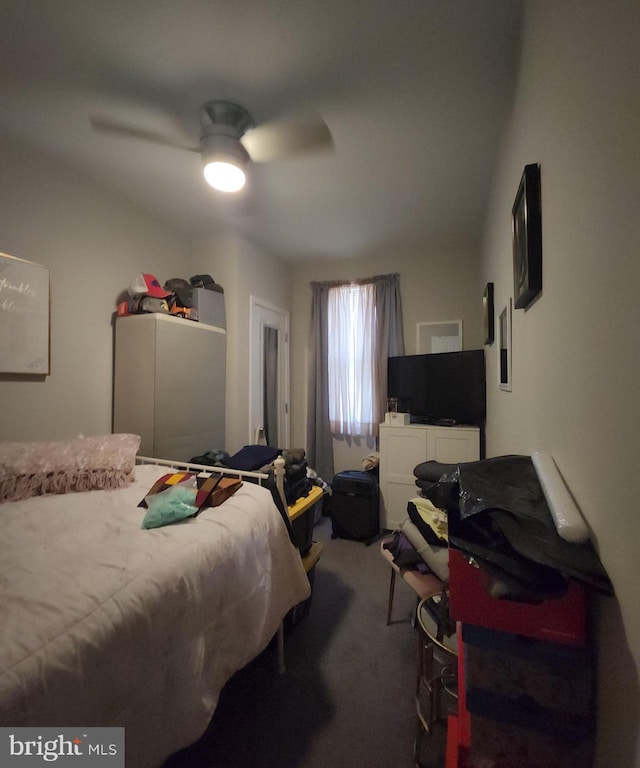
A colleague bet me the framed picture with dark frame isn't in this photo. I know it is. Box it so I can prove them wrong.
[512,163,542,309]
[482,282,494,345]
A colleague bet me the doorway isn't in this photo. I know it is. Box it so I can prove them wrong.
[249,297,290,448]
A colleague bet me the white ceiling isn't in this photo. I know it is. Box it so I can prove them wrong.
[0,0,523,262]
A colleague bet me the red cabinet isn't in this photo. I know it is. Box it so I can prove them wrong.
[446,549,595,768]
[448,548,587,646]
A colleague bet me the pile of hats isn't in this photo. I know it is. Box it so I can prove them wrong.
[117,274,223,320]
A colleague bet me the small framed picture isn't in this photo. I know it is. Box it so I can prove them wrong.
[482,282,494,345]
[498,299,512,391]
[512,164,542,309]
[416,320,462,354]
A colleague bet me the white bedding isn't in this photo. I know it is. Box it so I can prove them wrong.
[0,464,311,767]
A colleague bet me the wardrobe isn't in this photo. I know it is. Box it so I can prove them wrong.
[113,313,226,461]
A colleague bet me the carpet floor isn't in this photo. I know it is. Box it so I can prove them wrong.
[163,515,447,768]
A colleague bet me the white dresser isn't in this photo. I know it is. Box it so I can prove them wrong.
[113,313,226,461]
[378,423,480,530]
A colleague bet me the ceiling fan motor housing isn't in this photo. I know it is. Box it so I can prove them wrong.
[199,100,253,172]
[199,100,254,140]
[200,132,250,170]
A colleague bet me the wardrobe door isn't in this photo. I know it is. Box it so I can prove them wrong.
[154,318,226,461]
[113,315,156,455]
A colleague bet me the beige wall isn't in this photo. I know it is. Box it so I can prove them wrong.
[482,2,640,765]
[191,233,292,455]
[0,136,190,442]
[290,240,483,474]
[0,130,293,458]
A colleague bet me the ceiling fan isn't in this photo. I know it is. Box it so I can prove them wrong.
[89,100,333,193]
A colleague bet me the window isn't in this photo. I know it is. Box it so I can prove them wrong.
[327,282,377,437]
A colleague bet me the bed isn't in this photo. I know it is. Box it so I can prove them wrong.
[0,434,311,768]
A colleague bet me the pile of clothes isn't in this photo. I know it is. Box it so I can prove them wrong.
[383,459,452,581]
[384,495,450,582]
[190,444,324,506]
[384,455,613,605]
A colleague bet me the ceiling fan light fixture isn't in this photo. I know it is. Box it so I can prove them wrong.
[201,133,249,193]
[89,98,334,195]
[203,160,246,192]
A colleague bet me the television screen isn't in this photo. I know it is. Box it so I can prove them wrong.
[387,349,486,426]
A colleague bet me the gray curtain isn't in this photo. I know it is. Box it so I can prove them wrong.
[374,273,405,427]
[306,273,404,482]
[307,282,334,483]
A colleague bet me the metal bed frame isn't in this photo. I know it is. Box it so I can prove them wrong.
[136,453,291,672]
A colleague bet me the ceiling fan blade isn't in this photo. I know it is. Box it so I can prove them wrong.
[89,114,199,153]
[240,112,333,163]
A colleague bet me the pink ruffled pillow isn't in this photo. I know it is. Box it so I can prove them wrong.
[0,434,141,502]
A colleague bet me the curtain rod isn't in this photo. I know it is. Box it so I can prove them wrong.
[310,272,400,289]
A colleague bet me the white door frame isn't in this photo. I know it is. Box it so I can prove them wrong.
[249,296,290,447]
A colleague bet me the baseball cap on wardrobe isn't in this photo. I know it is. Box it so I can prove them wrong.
[129,274,172,298]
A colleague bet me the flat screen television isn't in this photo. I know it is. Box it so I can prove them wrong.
[387,349,486,426]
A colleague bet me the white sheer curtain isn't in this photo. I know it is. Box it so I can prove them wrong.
[327,282,377,437]
[307,273,403,482]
